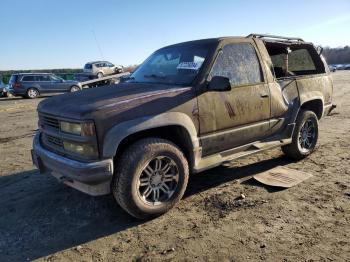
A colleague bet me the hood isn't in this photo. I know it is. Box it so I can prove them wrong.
[37,82,191,120]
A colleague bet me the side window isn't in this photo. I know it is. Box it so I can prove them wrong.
[22,75,36,81]
[210,43,263,87]
[36,75,50,81]
[269,47,325,77]
[288,49,316,71]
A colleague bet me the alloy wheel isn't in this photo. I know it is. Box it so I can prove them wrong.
[298,119,316,152]
[137,156,179,205]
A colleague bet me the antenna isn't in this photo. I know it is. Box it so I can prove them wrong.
[91,30,104,60]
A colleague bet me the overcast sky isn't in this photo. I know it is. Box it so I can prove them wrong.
[1,0,349,70]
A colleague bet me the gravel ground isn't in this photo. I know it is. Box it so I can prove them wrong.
[0,72,349,261]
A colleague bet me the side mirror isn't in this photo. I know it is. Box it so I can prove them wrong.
[208,76,231,92]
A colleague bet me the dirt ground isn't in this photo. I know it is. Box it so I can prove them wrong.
[0,72,349,262]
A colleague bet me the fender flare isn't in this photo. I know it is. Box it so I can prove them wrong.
[102,112,199,158]
[291,95,324,122]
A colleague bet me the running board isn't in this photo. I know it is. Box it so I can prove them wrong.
[222,140,285,163]
[193,138,291,173]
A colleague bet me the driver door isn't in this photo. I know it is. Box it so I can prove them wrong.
[198,41,271,156]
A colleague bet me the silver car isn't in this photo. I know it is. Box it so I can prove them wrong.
[83,61,123,78]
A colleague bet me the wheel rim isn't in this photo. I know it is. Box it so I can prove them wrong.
[28,89,37,98]
[298,119,316,152]
[137,156,179,206]
[71,86,79,92]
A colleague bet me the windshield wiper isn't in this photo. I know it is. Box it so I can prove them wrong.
[144,74,167,79]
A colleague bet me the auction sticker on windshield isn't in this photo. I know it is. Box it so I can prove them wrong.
[177,62,203,70]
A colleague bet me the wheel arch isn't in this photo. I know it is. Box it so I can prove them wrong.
[300,98,324,119]
[103,112,199,170]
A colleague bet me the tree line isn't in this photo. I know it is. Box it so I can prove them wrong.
[322,46,350,65]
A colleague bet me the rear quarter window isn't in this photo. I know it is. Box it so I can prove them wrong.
[84,64,92,69]
[21,75,36,81]
[270,47,325,77]
[288,49,316,71]
[9,75,19,83]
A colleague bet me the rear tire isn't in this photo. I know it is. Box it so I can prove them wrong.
[97,72,104,78]
[26,88,39,99]
[112,138,189,219]
[282,110,319,159]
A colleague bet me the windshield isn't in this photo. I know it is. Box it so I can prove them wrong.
[84,64,92,69]
[128,44,210,86]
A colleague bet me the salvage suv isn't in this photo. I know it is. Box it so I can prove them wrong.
[32,34,335,219]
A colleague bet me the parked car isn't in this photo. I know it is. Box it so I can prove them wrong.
[0,78,5,97]
[344,64,350,70]
[8,73,82,98]
[84,61,123,78]
[336,64,346,70]
[329,65,337,72]
[33,34,335,219]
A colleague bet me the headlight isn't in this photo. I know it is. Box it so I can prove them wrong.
[63,141,98,157]
[60,121,95,136]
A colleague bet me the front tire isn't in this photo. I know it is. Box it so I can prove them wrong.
[70,85,80,92]
[282,110,319,159]
[112,138,189,219]
[26,88,39,99]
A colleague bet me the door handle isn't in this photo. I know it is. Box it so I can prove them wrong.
[260,94,269,98]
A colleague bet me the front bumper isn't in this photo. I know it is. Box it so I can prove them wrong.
[32,133,113,196]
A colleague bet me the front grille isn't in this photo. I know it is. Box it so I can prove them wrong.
[40,114,60,130]
[42,133,63,150]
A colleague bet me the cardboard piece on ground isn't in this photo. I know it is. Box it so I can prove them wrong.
[253,166,313,188]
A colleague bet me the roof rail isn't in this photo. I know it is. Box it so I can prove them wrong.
[247,33,304,42]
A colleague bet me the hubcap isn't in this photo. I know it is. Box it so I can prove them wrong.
[138,156,179,205]
[28,89,37,98]
[298,119,316,152]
